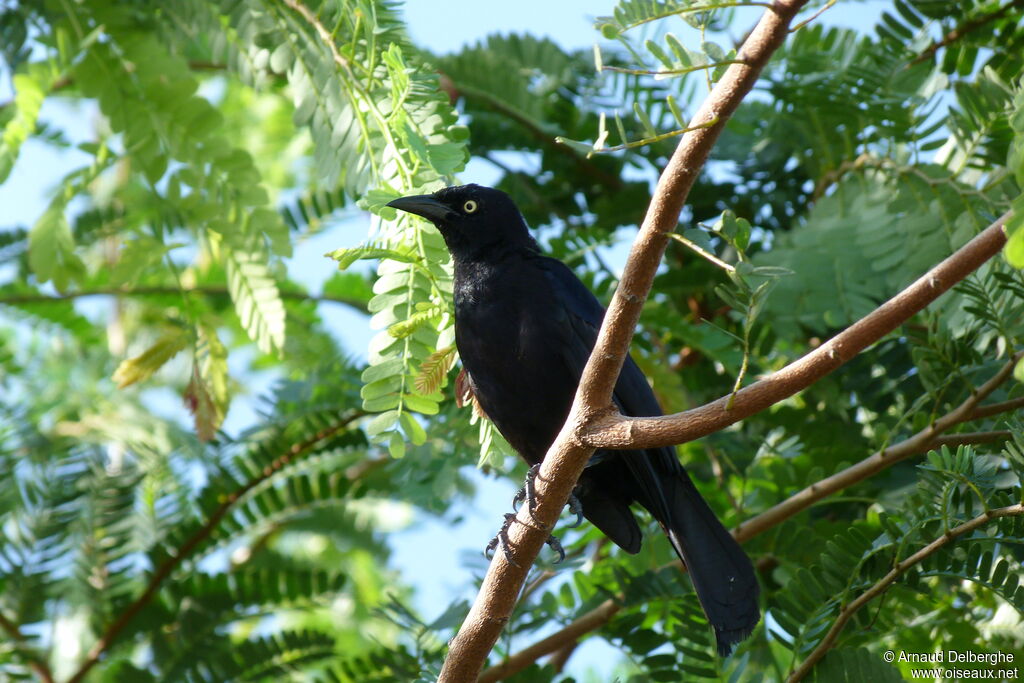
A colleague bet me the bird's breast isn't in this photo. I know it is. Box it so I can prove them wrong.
[452,262,576,459]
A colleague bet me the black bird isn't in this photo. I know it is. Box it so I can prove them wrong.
[387,184,759,655]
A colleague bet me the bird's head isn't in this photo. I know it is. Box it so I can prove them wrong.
[386,184,538,261]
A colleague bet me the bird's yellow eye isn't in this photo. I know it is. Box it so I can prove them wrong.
[463,200,478,214]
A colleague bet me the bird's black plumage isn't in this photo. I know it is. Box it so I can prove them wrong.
[387,184,760,655]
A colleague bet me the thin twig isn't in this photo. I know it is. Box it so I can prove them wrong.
[930,430,1012,448]
[448,81,624,191]
[577,117,719,153]
[602,60,746,77]
[787,504,1024,682]
[667,232,736,272]
[788,0,836,32]
[967,396,1024,421]
[64,411,366,683]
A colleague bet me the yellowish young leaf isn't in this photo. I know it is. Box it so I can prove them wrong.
[112,330,189,389]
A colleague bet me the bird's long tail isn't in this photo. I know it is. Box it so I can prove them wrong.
[657,469,760,656]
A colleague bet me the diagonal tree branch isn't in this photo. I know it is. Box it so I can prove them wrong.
[479,352,1021,680]
[909,0,1024,66]
[438,1,813,679]
[967,395,1024,421]
[0,611,55,683]
[581,212,1013,451]
[478,600,623,683]
[787,503,1024,682]
[65,411,366,683]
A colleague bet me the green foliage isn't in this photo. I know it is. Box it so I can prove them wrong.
[3,1,1024,681]
[767,445,1024,678]
[213,0,470,446]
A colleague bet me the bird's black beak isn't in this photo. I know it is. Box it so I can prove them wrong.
[386,194,451,223]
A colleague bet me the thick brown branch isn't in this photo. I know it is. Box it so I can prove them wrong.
[65,412,365,683]
[909,0,1024,66]
[0,286,368,313]
[477,601,623,683]
[787,503,1024,682]
[930,430,1012,448]
[582,212,1013,451]
[967,396,1024,421]
[439,2,812,680]
[547,640,580,673]
[0,611,55,683]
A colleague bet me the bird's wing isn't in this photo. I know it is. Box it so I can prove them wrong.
[537,256,672,438]
[537,255,679,500]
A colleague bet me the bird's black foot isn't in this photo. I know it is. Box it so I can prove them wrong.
[566,490,584,528]
[511,463,542,518]
[483,511,568,565]
[484,513,520,567]
[545,533,566,564]
[512,464,584,526]
[501,464,586,564]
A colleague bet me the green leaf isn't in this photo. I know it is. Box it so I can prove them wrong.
[224,245,286,355]
[0,62,58,183]
[402,393,440,415]
[388,431,406,458]
[1005,206,1024,268]
[28,204,85,293]
[399,412,427,446]
[365,410,400,437]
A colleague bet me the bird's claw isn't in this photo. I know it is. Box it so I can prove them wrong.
[484,513,520,567]
[511,463,542,520]
[483,511,567,565]
[567,490,584,528]
[546,533,566,564]
[497,465,578,564]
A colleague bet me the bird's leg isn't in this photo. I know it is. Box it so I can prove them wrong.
[511,463,542,516]
[484,512,568,565]
[514,464,584,528]
[484,513,520,567]
[505,465,582,563]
